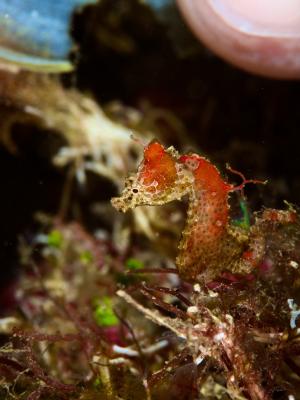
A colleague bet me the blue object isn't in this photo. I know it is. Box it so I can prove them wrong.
[0,0,96,72]
[143,0,173,10]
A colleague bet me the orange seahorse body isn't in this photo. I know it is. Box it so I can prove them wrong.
[112,141,262,282]
[176,154,242,281]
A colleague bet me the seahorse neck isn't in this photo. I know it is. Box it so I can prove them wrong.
[187,185,229,242]
[183,158,230,239]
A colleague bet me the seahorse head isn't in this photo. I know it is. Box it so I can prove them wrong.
[112,141,191,212]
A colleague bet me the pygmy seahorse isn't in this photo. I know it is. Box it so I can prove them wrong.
[111,141,291,282]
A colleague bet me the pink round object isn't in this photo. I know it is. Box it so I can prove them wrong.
[176,0,300,78]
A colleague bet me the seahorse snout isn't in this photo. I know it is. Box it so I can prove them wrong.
[111,196,130,213]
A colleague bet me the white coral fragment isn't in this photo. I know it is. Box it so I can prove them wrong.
[287,298,300,329]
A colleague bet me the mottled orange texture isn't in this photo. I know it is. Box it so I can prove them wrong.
[261,208,297,224]
[179,154,231,239]
[140,142,177,193]
[176,154,244,281]
[112,141,296,283]
[180,154,230,193]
